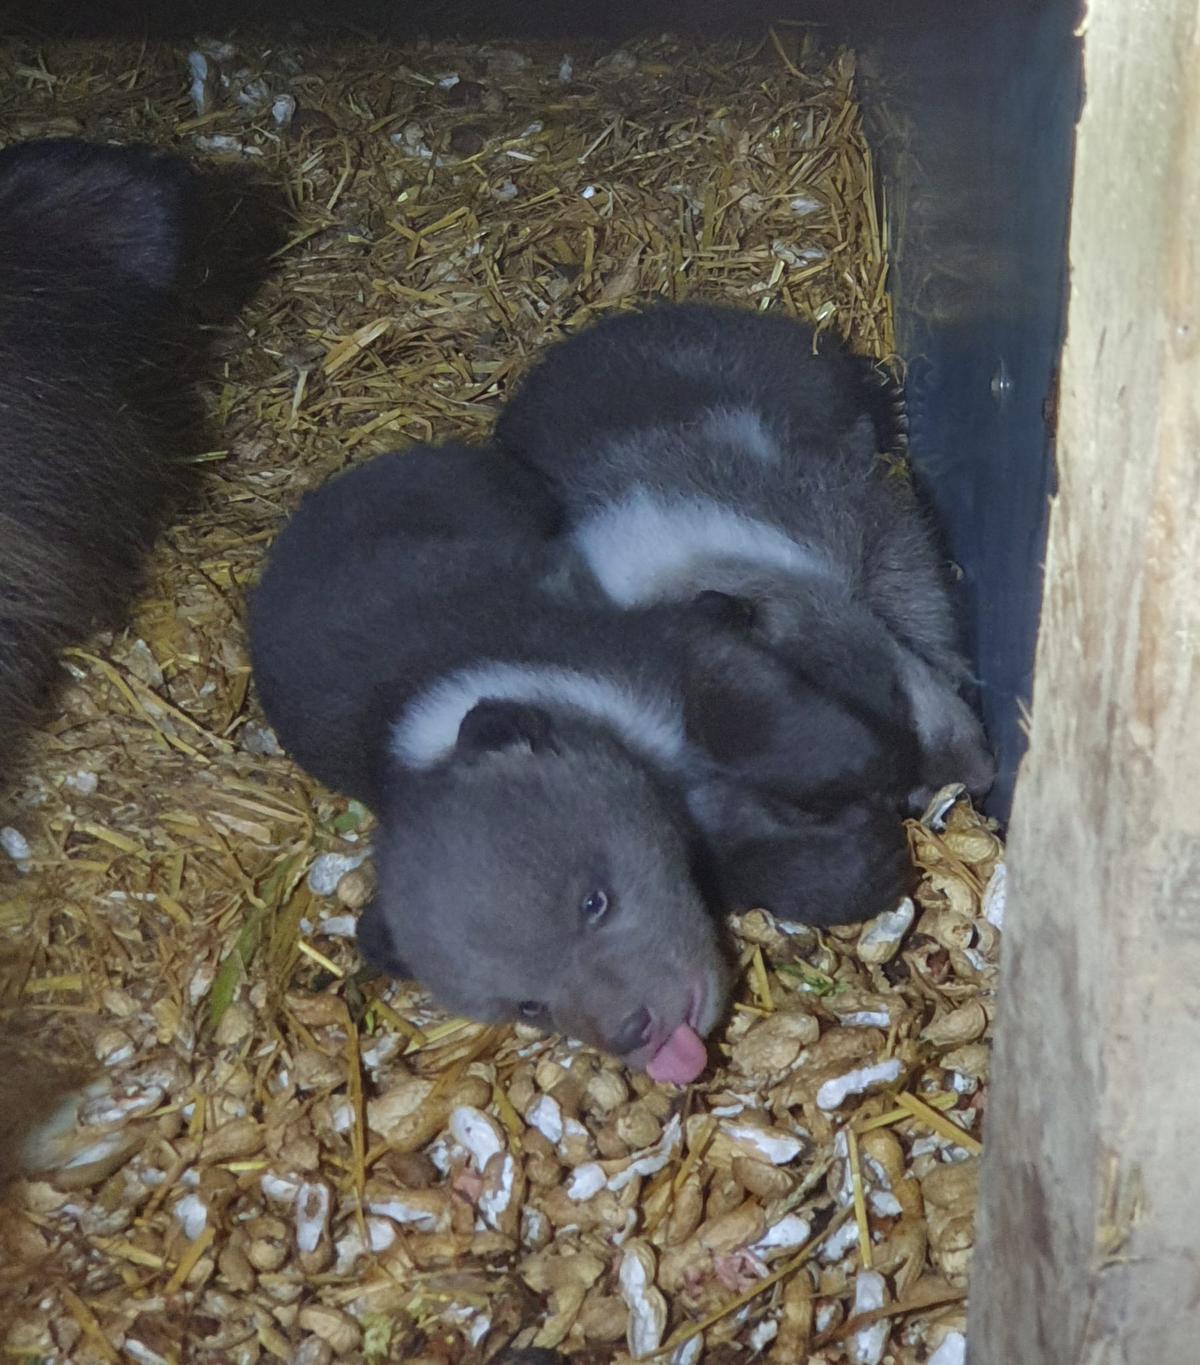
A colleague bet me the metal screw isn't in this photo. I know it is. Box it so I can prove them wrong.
[990,361,1013,404]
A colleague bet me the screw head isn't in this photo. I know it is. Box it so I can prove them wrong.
[990,361,1013,403]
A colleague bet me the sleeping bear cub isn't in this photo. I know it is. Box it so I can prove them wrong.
[497,300,995,811]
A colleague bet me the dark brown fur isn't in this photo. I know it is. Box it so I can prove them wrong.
[0,138,280,782]
[0,141,280,1187]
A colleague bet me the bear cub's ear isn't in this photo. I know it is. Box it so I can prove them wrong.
[690,589,760,633]
[456,699,557,756]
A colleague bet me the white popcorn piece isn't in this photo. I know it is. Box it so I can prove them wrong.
[868,1190,903,1218]
[817,1058,903,1111]
[174,1192,208,1240]
[125,1342,169,1365]
[983,863,1007,928]
[367,1198,441,1231]
[930,1331,968,1365]
[187,52,209,113]
[315,913,357,939]
[525,1094,564,1145]
[619,1242,667,1357]
[271,94,296,127]
[748,1318,778,1349]
[294,1180,331,1253]
[671,1335,704,1365]
[838,1011,893,1029]
[306,850,368,896]
[819,1220,860,1263]
[920,783,966,830]
[567,1162,607,1202]
[478,1152,518,1228]
[722,1120,803,1165]
[521,1206,548,1247]
[449,1106,506,1171]
[261,1172,301,1205]
[0,826,31,870]
[755,1214,812,1253]
[849,1270,888,1365]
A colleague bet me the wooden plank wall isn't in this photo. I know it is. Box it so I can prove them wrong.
[968,0,1200,1359]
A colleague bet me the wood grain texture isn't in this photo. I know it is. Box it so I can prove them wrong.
[968,0,1200,1360]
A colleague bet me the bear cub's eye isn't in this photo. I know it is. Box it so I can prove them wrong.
[580,888,610,923]
[518,1000,546,1019]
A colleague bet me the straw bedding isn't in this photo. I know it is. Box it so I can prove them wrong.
[0,27,999,1364]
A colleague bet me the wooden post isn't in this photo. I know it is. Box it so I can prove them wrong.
[968,0,1200,1360]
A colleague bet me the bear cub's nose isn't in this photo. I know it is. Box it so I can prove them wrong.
[610,1006,653,1056]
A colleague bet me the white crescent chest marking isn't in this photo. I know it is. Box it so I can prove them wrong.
[572,488,833,608]
[392,661,687,771]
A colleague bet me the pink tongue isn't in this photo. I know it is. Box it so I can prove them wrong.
[645,1022,708,1085]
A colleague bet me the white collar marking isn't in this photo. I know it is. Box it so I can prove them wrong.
[392,661,687,771]
[571,488,833,608]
